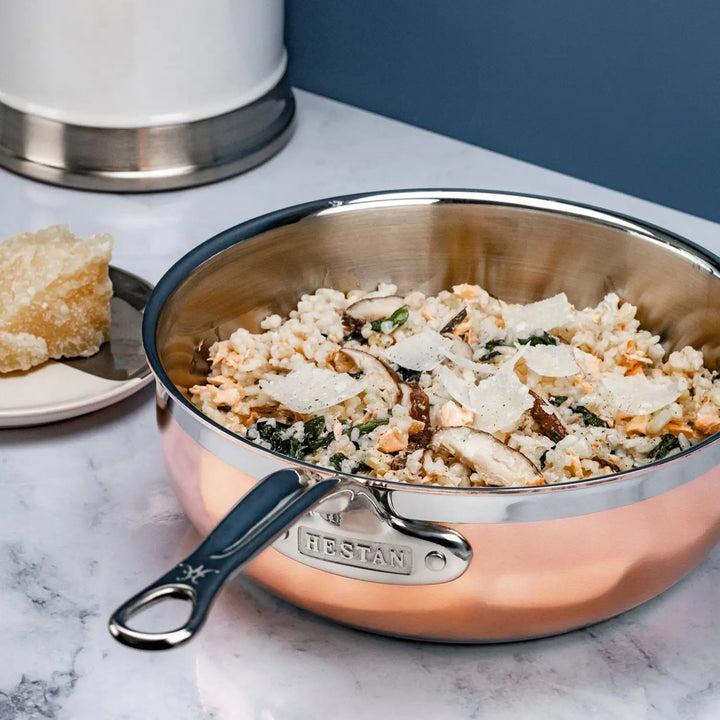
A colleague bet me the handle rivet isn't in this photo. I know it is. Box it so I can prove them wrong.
[424,551,446,571]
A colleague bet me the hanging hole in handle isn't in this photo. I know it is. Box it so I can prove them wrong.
[109,584,198,650]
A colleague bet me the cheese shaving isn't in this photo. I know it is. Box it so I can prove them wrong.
[467,353,534,432]
[442,349,496,375]
[502,293,573,337]
[523,344,579,377]
[599,374,683,415]
[436,364,473,408]
[384,330,453,371]
[259,364,365,414]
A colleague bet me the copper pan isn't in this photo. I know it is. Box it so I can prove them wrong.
[109,190,720,649]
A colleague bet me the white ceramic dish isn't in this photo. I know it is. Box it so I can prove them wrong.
[0,266,153,427]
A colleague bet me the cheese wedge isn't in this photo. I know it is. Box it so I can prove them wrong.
[0,225,113,372]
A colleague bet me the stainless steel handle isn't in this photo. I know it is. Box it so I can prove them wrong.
[108,469,340,650]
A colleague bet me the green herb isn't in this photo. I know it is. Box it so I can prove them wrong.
[329,452,347,471]
[548,429,564,443]
[328,453,371,474]
[348,371,364,379]
[396,366,422,382]
[370,305,409,332]
[480,338,509,361]
[549,395,568,407]
[354,417,390,434]
[342,330,368,345]
[539,449,550,469]
[573,405,609,428]
[257,419,289,442]
[439,307,467,334]
[303,416,333,451]
[517,331,558,346]
[255,417,330,459]
[648,433,680,461]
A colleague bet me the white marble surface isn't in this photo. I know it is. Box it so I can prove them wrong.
[1,89,719,720]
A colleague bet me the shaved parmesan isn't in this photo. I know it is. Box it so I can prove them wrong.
[502,293,573,336]
[524,344,579,377]
[599,374,682,415]
[259,364,364,414]
[442,349,496,375]
[436,365,473,408]
[468,355,534,432]
[574,348,603,375]
[384,330,453,371]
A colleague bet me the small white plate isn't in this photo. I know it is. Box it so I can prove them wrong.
[0,266,154,427]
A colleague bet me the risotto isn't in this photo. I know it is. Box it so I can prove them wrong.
[189,284,720,487]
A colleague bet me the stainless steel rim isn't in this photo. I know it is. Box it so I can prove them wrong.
[145,189,720,523]
[0,78,295,192]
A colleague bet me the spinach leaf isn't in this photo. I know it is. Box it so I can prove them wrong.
[303,416,333,451]
[573,405,609,428]
[517,331,558,346]
[480,338,509,361]
[648,433,680,461]
[256,419,289,442]
[329,453,371,474]
[255,417,331,459]
[549,395,568,407]
[329,452,347,471]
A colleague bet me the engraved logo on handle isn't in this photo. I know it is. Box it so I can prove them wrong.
[298,526,413,575]
[273,482,472,585]
[175,562,219,585]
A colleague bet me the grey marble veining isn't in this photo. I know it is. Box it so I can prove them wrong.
[1,90,719,720]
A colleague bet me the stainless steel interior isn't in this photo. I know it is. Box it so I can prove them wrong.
[155,191,720,395]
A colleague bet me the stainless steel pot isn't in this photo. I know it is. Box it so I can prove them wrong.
[109,190,720,649]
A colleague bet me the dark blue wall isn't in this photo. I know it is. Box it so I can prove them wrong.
[286,1,720,223]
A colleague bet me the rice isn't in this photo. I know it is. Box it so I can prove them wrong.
[188,284,720,487]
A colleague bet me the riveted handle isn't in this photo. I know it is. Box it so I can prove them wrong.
[109,469,340,650]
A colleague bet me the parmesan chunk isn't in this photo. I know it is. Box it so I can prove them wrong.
[384,330,453,371]
[259,364,364,414]
[0,225,113,373]
[502,293,573,337]
[599,374,682,415]
[524,344,579,377]
[467,356,534,432]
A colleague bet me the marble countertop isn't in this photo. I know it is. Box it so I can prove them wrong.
[1,89,719,720]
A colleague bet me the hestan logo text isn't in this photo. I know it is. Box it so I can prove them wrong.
[298,527,412,575]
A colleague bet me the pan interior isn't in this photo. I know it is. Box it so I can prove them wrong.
[154,195,720,397]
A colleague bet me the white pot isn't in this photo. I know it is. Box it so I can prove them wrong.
[0,0,287,128]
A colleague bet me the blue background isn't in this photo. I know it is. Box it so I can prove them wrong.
[285,1,720,222]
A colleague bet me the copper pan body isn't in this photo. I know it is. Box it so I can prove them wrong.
[146,190,720,642]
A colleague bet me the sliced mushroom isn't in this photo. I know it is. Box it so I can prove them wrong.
[405,381,433,449]
[335,347,402,405]
[529,390,567,443]
[251,404,296,425]
[429,426,543,486]
[594,456,621,473]
[390,453,408,470]
[343,296,405,329]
